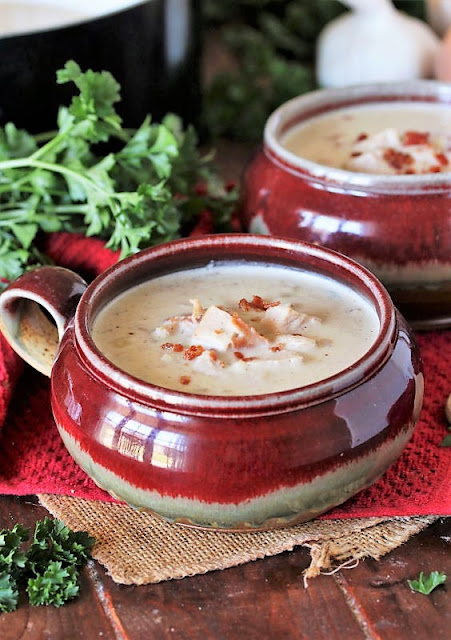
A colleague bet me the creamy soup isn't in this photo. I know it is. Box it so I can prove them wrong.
[281,102,451,175]
[92,263,380,396]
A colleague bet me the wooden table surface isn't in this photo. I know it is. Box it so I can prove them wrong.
[1,38,450,639]
[0,496,449,639]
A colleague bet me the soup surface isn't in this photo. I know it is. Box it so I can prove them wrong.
[281,102,451,175]
[92,263,380,396]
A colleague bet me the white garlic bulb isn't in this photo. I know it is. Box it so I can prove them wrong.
[426,0,451,36]
[316,0,440,88]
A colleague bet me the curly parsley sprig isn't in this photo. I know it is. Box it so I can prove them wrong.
[0,517,95,612]
[0,61,237,287]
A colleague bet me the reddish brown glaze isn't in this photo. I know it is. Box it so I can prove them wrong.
[0,266,87,332]
[51,313,420,503]
[240,82,451,329]
[242,147,450,267]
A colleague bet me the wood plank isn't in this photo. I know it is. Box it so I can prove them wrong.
[0,496,117,640]
[1,497,366,640]
[331,518,451,640]
[96,546,366,639]
[2,496,450,639]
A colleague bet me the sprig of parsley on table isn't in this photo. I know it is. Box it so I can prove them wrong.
[0,60,236,287]
[0,517,95,612]
[407,571,447,595]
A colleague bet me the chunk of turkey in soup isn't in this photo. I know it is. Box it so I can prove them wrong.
[91,263,380,396]
[281,102,451,174]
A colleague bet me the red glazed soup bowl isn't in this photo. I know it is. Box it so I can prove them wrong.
[0,235,423,530]
[241,81,451,330]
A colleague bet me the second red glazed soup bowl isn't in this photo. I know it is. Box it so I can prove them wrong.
[241,81,451,330]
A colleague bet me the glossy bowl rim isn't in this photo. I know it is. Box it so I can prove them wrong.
[74,234,396,417]
[0,0,148,40]
[264,80,451,195]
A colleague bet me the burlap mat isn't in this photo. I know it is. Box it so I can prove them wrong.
[38,494,437,585]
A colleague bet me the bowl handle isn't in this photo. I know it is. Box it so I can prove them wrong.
[0,266,87,377]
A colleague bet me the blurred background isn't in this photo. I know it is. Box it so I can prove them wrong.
[1,1,446,139]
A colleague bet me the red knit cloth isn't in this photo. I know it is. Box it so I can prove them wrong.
[0,232,450,519]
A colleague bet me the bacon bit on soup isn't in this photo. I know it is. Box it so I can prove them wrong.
[383,148,414,171]
[402,131,430,146]
[209,349,222,363]
[161,342,184,352]
[232,312,249,331]
[355,133,368,142]
[238,298,251,312]
[239,295,280,312]
[180,375,191,385]
[231,314,267,349]
[435,152,448,166]
[184,345,205,360]
[234,351,256,362]
[271,344,284,352]
[232,335,247,349]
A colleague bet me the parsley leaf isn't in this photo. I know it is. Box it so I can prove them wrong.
[407,571,447,595]
[0,518,95,611]
[0,522,29,612]
[27,517,95,572]
[0,572,19,613]
[0,61,237,288]
[0,523,29,578]
[56,60,123,143]
[27,561,80,608]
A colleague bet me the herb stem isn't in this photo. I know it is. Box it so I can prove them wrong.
[0,60,236,287]
[0,157,112,200]
[0,204,88,220]
[29,130,69,161]
[32,129,59,144]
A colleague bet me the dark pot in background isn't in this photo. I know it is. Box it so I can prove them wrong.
[0,0,202,132]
